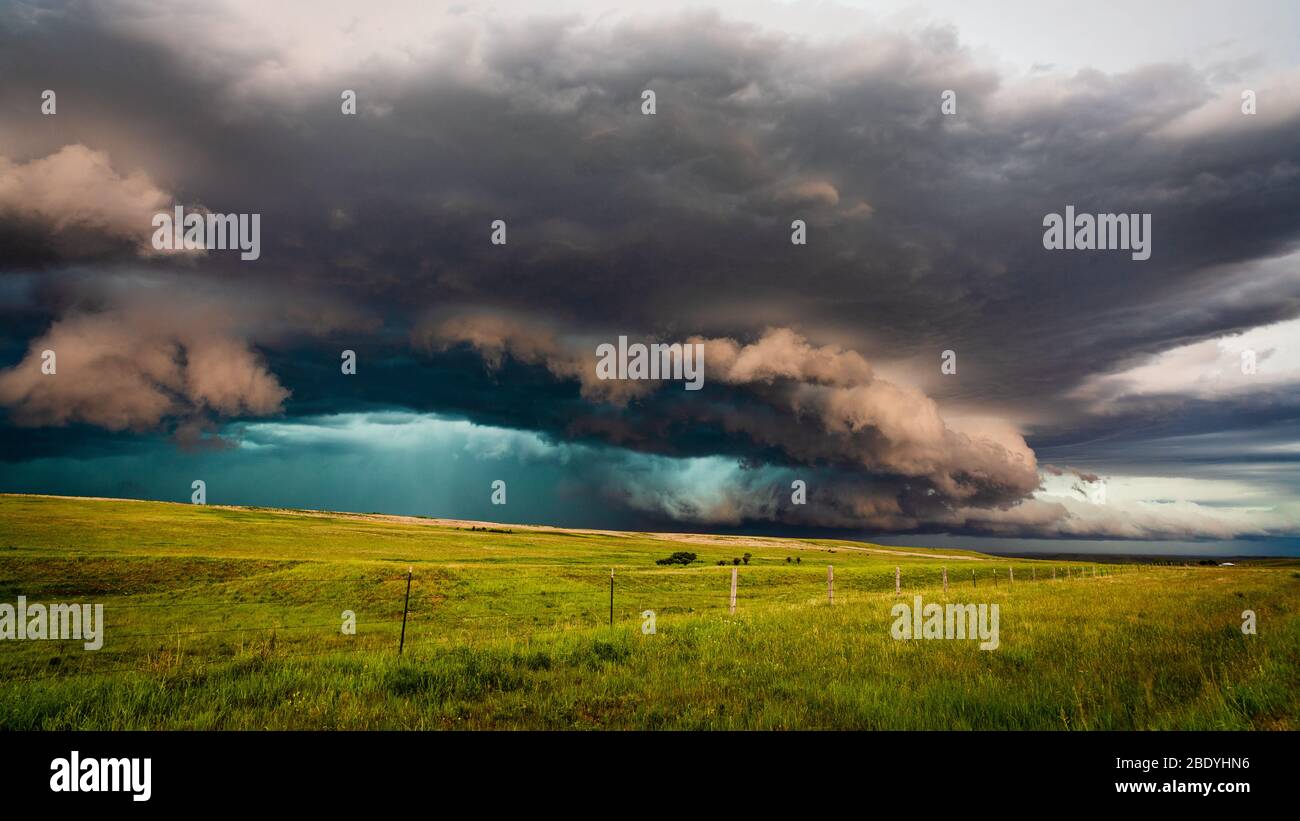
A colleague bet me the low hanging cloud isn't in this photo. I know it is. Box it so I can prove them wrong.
[0,294,289,432]
[945,496,1294,541]
[589,462,1289,540]
[414,312,658,405]
[0,144,174,259]
[420,312,1292,540]
[423,312,1041,523]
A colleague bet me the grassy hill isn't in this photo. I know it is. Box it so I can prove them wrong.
[1,493,1297,729]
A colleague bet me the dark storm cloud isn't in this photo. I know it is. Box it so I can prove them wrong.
[2,1,1299,538]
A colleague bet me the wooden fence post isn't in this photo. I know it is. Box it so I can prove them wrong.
[895,566,901,595]
[729,566,738,615]
[609,568,614,627]
[398,566,412,655]
[972,569,976,588]
[1009,566,1014,585]
[942,566,948,595]
[828,565,834,605]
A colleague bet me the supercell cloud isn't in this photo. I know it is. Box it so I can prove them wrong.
[2,1,1299,550]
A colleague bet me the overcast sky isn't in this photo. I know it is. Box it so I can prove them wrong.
[2,0,1299,554]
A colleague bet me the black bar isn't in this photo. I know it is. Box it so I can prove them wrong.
[3,731,1286,810]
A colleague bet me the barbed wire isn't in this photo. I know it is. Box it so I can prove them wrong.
[0,562,1153,683]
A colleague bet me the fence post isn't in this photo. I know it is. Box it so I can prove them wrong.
[1009,566,1014,585]
[942,566,948,595]
[610,567,614,627]
[895,566,901,596]
[828,565,834,605]
[398,566,412,655]
[1052,567,1056,581]
[729,566,738,615]
[972,569,976,588]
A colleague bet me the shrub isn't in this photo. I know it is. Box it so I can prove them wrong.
[655,551,698,566]
[796,557,801,564]
[786,557,792,563]
[742,553,752,565]
[732,557,741,565]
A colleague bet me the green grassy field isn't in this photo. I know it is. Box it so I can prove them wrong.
[1,493,1297,729]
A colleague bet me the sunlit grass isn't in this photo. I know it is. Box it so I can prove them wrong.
[1,494,1296,729]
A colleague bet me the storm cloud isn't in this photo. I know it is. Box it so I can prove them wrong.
[2,0,1299,545]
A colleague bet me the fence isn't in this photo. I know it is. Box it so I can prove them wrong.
[0,560,1156,683]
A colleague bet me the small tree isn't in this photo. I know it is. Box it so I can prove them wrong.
[655,551,698,566]
[742,553,752,565]
[786,557,792,564]
[796,556,802,564]
[732,557,741,565]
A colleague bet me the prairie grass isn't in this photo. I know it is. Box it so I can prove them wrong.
[1,494,1296,729]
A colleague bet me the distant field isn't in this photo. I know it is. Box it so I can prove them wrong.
[1,494,1297,729]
